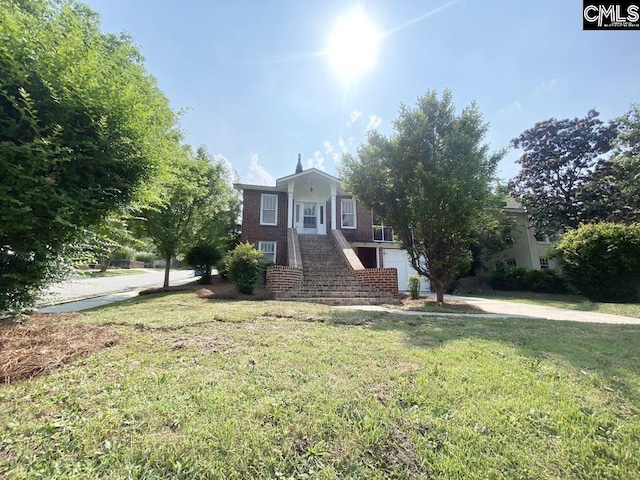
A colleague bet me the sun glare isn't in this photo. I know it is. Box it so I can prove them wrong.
[326,10,379,83]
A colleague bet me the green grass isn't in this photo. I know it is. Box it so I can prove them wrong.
[470,290,640,318]
[2,294,640,478]
[77,269,149,278]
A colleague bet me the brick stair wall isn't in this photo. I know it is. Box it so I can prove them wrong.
[276,234,398,305]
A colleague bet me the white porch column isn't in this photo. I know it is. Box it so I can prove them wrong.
[330,184,337,230]
[287,182,295,228]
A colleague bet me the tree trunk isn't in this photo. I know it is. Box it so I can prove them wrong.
[435,280,444,306]
[163,255,171,288]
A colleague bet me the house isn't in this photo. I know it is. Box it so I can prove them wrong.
[233,155,428,304]
[482,196,554,273]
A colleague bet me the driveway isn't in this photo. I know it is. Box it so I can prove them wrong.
[341,293,640,325]
[37,268,197,311]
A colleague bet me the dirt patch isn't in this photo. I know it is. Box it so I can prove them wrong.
[139,278,274,301]
[0,313,121,383]
[399,296,485,314]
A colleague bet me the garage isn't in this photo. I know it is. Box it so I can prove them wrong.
[382,248,430,292]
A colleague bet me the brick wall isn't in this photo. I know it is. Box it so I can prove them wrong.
[240,189,289,265]
[266,265,303,293]
[354,268,398,294]
[336,195,373,242]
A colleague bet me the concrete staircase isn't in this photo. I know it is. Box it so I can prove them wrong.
[280,235,397,305]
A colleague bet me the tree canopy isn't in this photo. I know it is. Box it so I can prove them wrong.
[341,89,503,303]
[137,146,239,288]
[0,0,181,315]
[508,110,617,235]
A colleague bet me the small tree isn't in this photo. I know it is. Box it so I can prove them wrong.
[342,89,503,304]
[184,244,222,284]
[554,223,640,302]
[227,243,265,294]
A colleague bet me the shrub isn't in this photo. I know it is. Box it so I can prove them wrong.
[135,252,156,267]
[227,243,266,294]
[408,275,421,299]
[489,267,569,294]
[113,247,135,261]
[217,253,231,280]
[554,223,640,302]
[184,244,222,285]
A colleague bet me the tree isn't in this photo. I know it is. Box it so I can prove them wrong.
[341,89,503,303]
[184,244,222,284]
[137,146,238,288]
[508,110,616,236]
[582,105,640,224]
[0,0,180,315]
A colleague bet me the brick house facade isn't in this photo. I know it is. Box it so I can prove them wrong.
[234,159,428,293]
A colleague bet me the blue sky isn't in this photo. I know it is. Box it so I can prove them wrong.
[85,0,639,185]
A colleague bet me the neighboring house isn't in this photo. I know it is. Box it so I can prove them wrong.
[483,196,554,274]
[233,156,428,303]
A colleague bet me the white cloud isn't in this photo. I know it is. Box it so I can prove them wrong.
[213,154,239,183]
[534,78,558,96]
[323,140,334,155]
[245,153,274,186]
[499,101,522,115]
[348,110,362,125]
[333,136,354,165]
[306,151,326,171]
[366,114,382,132]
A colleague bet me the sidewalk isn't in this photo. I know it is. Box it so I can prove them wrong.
[37,269,197,313]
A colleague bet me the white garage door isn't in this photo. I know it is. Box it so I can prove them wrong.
[383,249,430,292]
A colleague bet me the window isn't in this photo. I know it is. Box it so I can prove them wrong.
[259,241,276,263]
[341,199,356,228]
[534,233,552,243]
[372,211,394,242]
[506,259,517,268]
[539,257,549,269]
[495,262,505,271]
[260,194,277,225]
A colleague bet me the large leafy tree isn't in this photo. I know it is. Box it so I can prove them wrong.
[508,110,616,236]
[138,146,239,287]
[341,89,502,303]
[582,105,640,224]
[0,0,180,314]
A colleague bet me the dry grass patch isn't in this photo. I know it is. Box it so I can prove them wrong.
[0,313,120,383]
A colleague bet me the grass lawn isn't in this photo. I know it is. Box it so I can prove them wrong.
[1,294,640,478]
[77,269,149,278]
[469,290,640,319]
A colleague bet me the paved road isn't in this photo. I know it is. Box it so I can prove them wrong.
[37,269,197,310]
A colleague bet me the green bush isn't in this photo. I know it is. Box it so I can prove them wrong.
[555,223,640,303]
[135,252,156,267]
[489,267,569,294]
[227,243,266,294]
[408,275,421,300]
[113,247,136,261]
[184,244,222,285]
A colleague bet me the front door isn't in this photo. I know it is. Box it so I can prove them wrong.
[295,202,326,235]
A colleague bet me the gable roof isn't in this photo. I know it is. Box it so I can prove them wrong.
[234,167,349,195]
